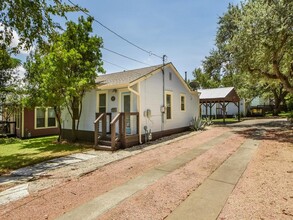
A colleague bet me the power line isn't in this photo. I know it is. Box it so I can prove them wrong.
[102,47,151,66]
[102,59,128,71]
[67,0,163,59]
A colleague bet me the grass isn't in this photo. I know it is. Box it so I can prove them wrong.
[211,118,240,124]
[0,136,88,175]
[265,111,291,118]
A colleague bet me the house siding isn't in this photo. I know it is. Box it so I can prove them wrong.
[201,99,246,117]
[140,66,199,134]
[62,89,97,131]
[61,63,200,146]
[16,108,58,138]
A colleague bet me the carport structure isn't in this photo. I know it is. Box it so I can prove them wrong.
[198,87,241,123]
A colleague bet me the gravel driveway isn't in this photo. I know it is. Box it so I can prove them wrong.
[0,118,292,220]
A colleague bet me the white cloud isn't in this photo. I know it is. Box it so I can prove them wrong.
[15,65,26,79]
[0,24,33,55]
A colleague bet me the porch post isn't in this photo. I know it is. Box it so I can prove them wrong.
[102,113,106,138]
[94,121,99,146]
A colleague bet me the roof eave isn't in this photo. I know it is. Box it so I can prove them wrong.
[96,83,129,90]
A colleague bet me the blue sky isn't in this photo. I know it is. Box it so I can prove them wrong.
[17,0,242,79]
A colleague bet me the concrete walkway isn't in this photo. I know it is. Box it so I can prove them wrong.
[167,138,260,220]
[0,152,98,205]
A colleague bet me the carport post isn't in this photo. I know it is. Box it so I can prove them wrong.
[205,102,208,119]
[238,101,240,121]
[209,103,212,120]
[223,102,226,124]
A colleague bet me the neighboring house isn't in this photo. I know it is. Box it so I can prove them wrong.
[12,107,58,138]
[250,96,273,107]
[199,87,245,120]
[1,106,58,138]
[248,96,274,116]
[62,63,200,150]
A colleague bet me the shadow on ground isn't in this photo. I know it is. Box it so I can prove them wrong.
[223,120,292,144]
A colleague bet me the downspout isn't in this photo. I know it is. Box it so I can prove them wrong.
[162,55,167,131]
[128,83,142,144]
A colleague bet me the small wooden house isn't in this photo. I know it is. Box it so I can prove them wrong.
[1,105,58,138]
[62,63,200,150]
[16,107,59,138]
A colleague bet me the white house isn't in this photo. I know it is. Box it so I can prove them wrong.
[62,63,200,150]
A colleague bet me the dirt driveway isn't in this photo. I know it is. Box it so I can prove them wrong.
[0,118,292,220]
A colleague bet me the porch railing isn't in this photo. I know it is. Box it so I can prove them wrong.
[110,113,123,150]
[0,121,16,137]
[94,112,139,150]
[94,113,105,146]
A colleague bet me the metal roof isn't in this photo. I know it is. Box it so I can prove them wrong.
[95,64,164,88]
[198,87,240,102]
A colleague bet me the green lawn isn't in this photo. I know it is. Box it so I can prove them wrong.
[211,118,240,123]
[0,136,88,175]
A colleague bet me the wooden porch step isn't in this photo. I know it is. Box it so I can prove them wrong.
[94,145,113,151]
[99,139,112,146]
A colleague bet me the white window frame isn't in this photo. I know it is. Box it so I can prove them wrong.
[96,91,108,113]
[180,94,186,112]
[34,107,57,129]
[165,91,173,120]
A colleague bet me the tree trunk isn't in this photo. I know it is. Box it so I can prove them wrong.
[71,117,77,142]
[71,96,80,142]
[272,86,288,116]
[54,106,62,142]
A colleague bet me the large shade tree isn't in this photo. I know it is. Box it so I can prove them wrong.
[0,0,79,51]
[1,0,80,124]
[25,16,104,141]
[0,45,21,120]
[204,0,293,93]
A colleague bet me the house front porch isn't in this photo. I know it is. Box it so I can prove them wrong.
[94,112,140,150]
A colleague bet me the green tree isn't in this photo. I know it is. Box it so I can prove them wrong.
[0,0,79,51]
[210,0,293,93]
[190,67,221,90]
[0,45,21,119]
[25,16,104,142]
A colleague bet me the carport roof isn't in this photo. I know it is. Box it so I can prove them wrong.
[198,87,240,103]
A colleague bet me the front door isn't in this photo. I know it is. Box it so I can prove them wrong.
[121,92,131,135]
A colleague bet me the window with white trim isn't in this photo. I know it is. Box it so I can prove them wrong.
[47,107,56,127]
[166,93,172,119]
[98,93,106,113]
[35,107,56,128]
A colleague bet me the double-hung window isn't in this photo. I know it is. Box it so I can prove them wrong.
[35,107,56,128]
[99,93,107,113]
[165,92,172,120]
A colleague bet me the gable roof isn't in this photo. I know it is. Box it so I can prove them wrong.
[198,87,240,103]
[95,63,196,94]
[95,64,163,88]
